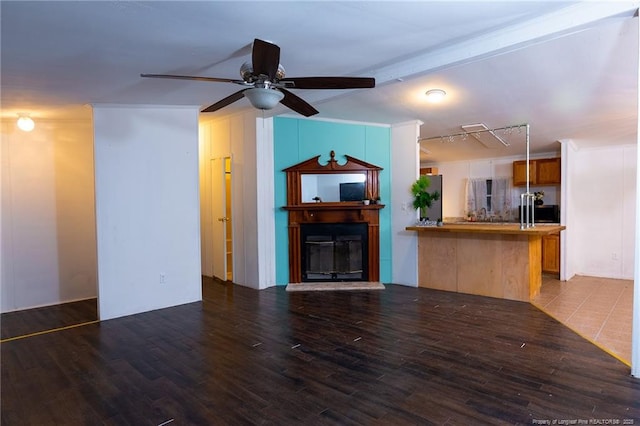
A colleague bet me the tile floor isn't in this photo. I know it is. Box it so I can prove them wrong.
[532,274,633,365]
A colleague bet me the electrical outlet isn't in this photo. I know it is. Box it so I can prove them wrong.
[611,253,618,261]
[159,273,166,284]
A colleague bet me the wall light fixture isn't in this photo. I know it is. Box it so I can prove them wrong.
[17,114,35,132]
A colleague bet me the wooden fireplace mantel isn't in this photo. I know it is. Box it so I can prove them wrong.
[283,151,384,284]
[284,204,383,283]
[283,203,384,223]
[283,203,385,211]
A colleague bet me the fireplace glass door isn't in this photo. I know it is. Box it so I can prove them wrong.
[301,223,368,282]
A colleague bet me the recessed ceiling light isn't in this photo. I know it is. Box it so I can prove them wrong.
[425,89,446,103]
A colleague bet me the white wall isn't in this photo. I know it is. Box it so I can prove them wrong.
[236,114,260,287]
[569,144,636,279]
[1,118,97,312]
[560,140,576,281]
[93,106,202,320]
[391,121,422,286]
[198,119,212,277]
[631,12,640,379]
[255,117,277,289]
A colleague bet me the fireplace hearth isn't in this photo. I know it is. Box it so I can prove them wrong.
[301,223,368,282]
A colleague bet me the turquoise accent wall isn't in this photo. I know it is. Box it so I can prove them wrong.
[273,117,392,285]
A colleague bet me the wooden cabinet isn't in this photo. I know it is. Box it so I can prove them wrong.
[513,157,560,186]
[513,160,536,186]
[536,158,561,184]
[542,233,560,275]
[420,167,438,175]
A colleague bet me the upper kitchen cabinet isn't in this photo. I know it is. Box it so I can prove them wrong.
[513,157,561,186]
[420,167,438,175]
[512,160,536,186]
[536,158,561,184]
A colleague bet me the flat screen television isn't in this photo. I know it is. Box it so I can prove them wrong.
[339,182,365,202]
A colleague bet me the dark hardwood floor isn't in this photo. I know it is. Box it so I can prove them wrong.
[2,278,638,425]
[1,298,97,341]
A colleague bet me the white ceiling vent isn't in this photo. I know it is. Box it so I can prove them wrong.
[461,123,509,149]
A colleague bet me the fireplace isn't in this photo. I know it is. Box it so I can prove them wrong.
[282,151,384,284]
[301,223,368,282]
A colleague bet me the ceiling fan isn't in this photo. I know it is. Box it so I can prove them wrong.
[141,39,376,117]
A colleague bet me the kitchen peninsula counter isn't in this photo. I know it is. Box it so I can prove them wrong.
[406,223,565,302]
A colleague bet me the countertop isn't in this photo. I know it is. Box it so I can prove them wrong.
[406,223,565,235]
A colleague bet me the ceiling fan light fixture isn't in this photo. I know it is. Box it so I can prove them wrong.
[17,114,35,132]
[244,87,284,110]
[425,89,446,103]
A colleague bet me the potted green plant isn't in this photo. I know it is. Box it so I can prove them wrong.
[411,175,440,220]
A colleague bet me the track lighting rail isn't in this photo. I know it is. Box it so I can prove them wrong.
[417,123,529,143]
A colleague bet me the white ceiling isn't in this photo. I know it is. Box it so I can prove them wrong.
[1,1,638,162]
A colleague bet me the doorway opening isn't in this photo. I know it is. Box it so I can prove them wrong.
[223,157,233,281]
[211,157,233,282]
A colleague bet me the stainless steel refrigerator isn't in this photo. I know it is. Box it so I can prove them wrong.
[423,174,442,221]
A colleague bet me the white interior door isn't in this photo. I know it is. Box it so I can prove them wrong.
[211,158,227,281]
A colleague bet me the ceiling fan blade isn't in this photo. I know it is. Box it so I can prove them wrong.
[141,73,244,84]
[252,39,280,79]
[201,89,248,113]
[279,88,319,117]
[280,77,375,89]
